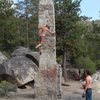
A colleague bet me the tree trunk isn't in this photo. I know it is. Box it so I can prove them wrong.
[25,0,29,48]
[62,47,67,82]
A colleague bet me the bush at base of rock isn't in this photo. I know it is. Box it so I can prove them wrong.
[0,81,17,97]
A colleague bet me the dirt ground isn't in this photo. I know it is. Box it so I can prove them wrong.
[62,80,100,100]
[0,80,100,100]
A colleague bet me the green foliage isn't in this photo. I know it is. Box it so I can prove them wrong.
[75,56,96,73]
[55,0,82,81]
[55,0,81,36]
[70,20,99,72]
[55,0,100,72]
[14,0,39,49]
[0,0,39,54]
[0,0,17,53]
[96,59,100,69]
[55,0,82,58]
[0,81,17,97]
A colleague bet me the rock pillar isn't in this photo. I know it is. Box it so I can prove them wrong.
[37,0,57,99]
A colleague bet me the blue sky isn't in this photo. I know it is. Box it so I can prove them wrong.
[80,0,100,20]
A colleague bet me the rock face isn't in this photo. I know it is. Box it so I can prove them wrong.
[92,71,100,93]
[37,0,57,99]
[0,47,39,86]
[92,71,100,82]
[0,52,7,64]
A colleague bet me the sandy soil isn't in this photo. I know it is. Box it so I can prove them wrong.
[0,80,100,100]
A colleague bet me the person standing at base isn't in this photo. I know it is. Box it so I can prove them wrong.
[82,70,93,100]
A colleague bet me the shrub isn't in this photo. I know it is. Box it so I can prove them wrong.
[0,81,17,97]
[75,56,96,74]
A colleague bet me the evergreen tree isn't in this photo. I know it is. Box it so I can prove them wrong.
[0,0,16,53]
[14,0,39,49]
[55,0,82,81]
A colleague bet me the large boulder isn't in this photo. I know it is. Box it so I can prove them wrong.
[0,52,7,64]
[11,46,32,57]
[0,47,39,86]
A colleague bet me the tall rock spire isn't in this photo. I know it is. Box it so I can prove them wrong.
[37,0,57,99]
